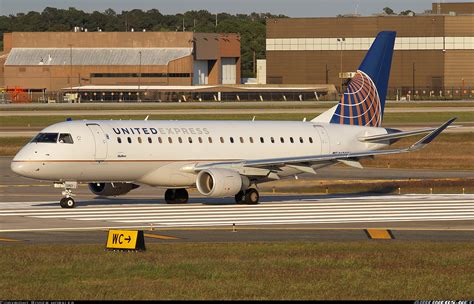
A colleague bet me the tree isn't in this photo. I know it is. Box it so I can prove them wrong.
[383,7,395,15]
[399,10,415,16]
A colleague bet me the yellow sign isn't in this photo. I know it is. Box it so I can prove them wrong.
[365,229,395,240]
[106,230,146,250]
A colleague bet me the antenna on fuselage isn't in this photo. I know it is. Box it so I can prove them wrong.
[303,117,307,122]
[252,116,256,121]
[144,115,149,121]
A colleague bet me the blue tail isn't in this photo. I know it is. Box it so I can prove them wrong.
[330,31,396,127]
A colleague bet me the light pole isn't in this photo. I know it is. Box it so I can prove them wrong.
[68,44,73,90]
[337,38,345,93]
[138,50,142,94]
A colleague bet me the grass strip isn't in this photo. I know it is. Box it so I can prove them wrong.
[0,111,473,127]
[0,242,472,300]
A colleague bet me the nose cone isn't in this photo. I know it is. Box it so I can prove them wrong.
[11,144,35,177]
[10,161,26,176]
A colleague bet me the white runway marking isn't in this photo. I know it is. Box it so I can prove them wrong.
[0,194,473,229]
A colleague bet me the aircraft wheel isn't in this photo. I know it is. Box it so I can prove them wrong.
[60,197,75,208]
[164,189,177,204]
[243,189,259,205]
[175,188,189,204]
[234,190,245,204]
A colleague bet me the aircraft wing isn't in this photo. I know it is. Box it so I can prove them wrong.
[192,118,456,175]
[358,124,459,143]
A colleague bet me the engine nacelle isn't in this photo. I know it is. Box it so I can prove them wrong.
[196,168,249,197]
[88,182,139,197]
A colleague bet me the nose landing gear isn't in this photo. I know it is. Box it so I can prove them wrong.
[55,181,77,208]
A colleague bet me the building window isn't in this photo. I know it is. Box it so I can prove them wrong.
[117,137,122,144]
[127,137,132,143]
[148,137,152,143]
[91,73,192,78]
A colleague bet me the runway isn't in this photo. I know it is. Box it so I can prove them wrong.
[1,194,473,231]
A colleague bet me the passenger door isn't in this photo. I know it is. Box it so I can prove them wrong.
[313,125,330,154]
[87,123,108,160]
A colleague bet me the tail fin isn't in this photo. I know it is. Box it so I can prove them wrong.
[328,31,396,127]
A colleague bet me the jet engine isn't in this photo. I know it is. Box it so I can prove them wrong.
[88,182,139,197]
[196,168,250,197]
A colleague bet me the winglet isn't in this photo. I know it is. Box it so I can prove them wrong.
[408,117,457,151]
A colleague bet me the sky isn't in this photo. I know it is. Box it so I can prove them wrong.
[0,0,460,17]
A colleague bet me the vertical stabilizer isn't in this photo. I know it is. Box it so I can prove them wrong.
[323,31,396,127]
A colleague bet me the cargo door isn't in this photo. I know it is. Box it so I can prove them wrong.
[87,123,108,160]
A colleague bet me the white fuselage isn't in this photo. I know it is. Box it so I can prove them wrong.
[11,120,388,187]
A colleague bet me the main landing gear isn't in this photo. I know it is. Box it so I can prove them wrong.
[165,188,189,204]
[55,181,77,208]
[235,188,260,205]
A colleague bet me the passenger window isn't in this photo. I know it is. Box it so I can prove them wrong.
[138,137,142,144]
[158,137,162,143]
[208,137,213,143]
[309,137,313,143]
[148,137,152,143]
[300,137,304,143]
[188,137,193,143]
[220,137,224,143]
[198,137,203,143]
[168,137,172,143]
[249,137,254,143]
[58,133,74,144]
[127,137,132,143]
[240,137,244,143]
[270,137,275,143]
[280,137,284,143]
[178,137,183,143]
[230,137,234,143]
[260,137,264,143]
[290,137,294,143]
[117,137,122,144]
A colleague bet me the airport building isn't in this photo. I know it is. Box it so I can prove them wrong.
[1,31,241,91]
[265,2,474,97]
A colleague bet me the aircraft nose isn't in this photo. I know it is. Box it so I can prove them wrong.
[10,161,26,176]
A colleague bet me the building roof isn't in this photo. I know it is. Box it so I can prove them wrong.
[4,48,193,66]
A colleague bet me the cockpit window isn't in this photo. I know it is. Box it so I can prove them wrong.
[58,133,74,144]
[31,133,58,143]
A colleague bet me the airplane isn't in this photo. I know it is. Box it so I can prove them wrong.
[11,31,456,208]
